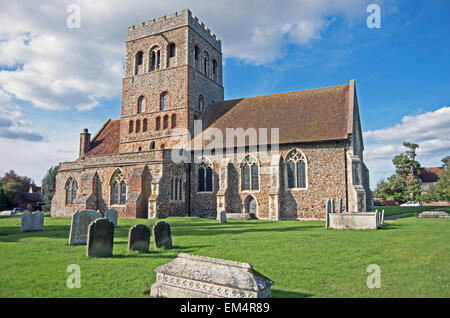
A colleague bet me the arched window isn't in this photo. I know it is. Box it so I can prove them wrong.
[203,51,209,76]
[241,156,259,191]
[160,92,169,110]
[150,141,155,150]
[143,118,148,132]
[285,149,307,189]
[65,177,77,205]
[198,95,204,111]
[150,48,160,71]
[213,59,217,79]
[194,45,199,61]
[137,96,146,113]
[135,51,143,75]
[138,146,142,152]
[170,174,183,201]
[111,170,126,205]
[155,117,161,131]
[171,114,177,129]
[136,119,141,133]
[198,157,213,192]
[163,115,169,130]
[168,43,176,58]
[129,120,134,133]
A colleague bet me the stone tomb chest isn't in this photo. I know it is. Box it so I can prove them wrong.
[150,253,274,298]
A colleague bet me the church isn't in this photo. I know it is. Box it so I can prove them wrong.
[51,9,373,220]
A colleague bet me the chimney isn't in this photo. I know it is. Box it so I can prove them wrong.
[79,128,91,158]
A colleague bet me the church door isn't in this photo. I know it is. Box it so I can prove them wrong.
[245,196,257,215]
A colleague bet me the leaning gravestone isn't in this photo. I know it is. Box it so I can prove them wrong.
[86,218,114,258]
[152,221,172,249]
[128,224,150,252]
[219,211,227,224]
[105,209,118,227]
[150,253,275,298]
[20,211,32,232]
[69,210,102,245]
[31,211,44,231]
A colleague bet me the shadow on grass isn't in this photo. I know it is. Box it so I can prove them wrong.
[0,225,70,242]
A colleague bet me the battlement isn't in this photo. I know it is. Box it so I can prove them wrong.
[127,9,221,51]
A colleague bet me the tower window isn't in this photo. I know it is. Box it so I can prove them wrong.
[155,117,161,131]
[163,115,169,130]
[169,43,176,58]
[137,96,146,113]
[204,51,209,76]
[198,95,204,111]
[150,48,161,71]
[135,51,143,75]
[171,114,177,129]
[194,45,199,61]
[143,118,148,132]
[213,59,217,75]
[136,119,141,133]
[129,120,134,133]
[160,92,169,110]
[150,141,155,150]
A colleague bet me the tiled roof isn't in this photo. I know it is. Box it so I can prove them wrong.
[193,84,351,149]
[84,119,120,157]
[419,167,444,183]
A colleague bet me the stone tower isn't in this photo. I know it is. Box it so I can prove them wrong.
[120,9,224,154]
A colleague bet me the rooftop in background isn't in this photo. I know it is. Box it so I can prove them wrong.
[419,167,444,183]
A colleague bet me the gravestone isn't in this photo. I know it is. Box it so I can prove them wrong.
[105,209,118,227]
[20,211,32,232]
[69,210,102,245]
[381,210,385,224]
[152,221,172,249]
[128,224,150,252]
[86,218,114,258]
[219,211,226,224]
[31,211,44,231]
[150,253,275,298]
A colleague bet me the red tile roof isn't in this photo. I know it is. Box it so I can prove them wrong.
[193,84,351,149]
[419,167,444,183]
[84,119,120,157]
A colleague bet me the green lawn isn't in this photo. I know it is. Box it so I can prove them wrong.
[0,215,448,298]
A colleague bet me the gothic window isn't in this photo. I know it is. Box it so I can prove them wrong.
[241,156,259,191]
[137,96,146,113]
[163,115,169,130]
[168,43,176,58]
[155,117,161,131]
[197,157,213,192]
[129,120,134,133]
[160,92,169,110]
[135,51,143,75]
[150,48,160,71]
[65,177,77,205]
[285,149,307,189]
[203,51,209,76]
[194,45,199,61]
[150,141,155,150]
[136,119,141,133]
[111,170,126,205]
[170,173,184,201]
[198,95,204,111]
[171,114,177,129]
[143,118,148,132]
[213,59,217,80]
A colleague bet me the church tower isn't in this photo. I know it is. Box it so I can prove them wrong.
[119,9,224,153]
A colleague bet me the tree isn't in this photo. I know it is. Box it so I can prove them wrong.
[0,170,35,209]
[442,156,450,169]
[427,156,450,202]
[376,142,423,202]
[0,187,6,211]
[42,166,58,212]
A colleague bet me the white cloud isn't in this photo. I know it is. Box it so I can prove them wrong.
[0,104,45,142]
[0,0,376,110]
[363,106,450,188]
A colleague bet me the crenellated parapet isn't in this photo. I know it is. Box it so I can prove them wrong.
[127,9,221,51]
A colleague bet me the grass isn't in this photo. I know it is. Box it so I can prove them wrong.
[374,206,450,216]
[0,214,449,298]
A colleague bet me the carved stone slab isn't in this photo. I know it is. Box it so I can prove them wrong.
[150,253,274,298]
[328,212,378,230]
[69,210,102,245]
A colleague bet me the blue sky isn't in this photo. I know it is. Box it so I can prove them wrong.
[0,0,449,188]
